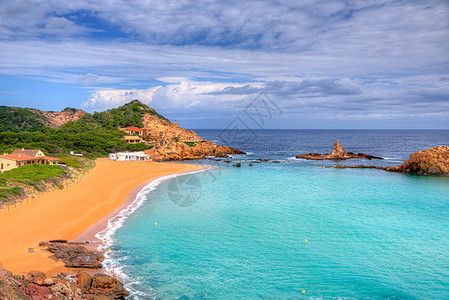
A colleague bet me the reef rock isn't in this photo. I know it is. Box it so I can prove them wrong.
[296,140,383,160]
[46,242,103,268]
[386,145,449,175]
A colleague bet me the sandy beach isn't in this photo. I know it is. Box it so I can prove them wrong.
[0,158,199,276]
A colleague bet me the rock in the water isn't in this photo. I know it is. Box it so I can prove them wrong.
[296,140,383,160]
[335,145,449,175]
[386,145,449,175]
[233,162,242,168]
[335,164,383,170]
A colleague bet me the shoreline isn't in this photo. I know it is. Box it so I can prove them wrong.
[77,164,211,285]
[0,159,200,276]
[71,164,210,246]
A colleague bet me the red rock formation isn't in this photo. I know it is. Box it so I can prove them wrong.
[296,140,383,160]
[41,109,88,128]
[386,145,449,175]
[335,146,449,175]
[0,245,129,299]
[145,139,245,161]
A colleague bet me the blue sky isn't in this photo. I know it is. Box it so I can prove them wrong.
[0,0,448,129]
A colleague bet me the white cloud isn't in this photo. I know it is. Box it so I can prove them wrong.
[81,87,161,111]
[0,0,448,127]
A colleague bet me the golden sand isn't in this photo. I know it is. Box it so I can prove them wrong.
[0,158,198,275]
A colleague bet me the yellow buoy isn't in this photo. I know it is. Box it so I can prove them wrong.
[302,289,305,294]
[155,222,158,226]
[305,239,308,243]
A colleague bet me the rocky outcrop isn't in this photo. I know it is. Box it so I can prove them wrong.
[385,145,449,175]
[335,146,449,175]
[145,139,245,161]
[41,109,87,128]
[42,241,104,268]
[296,140,383,160]
[0,264,128,300]
[335,165,384,170]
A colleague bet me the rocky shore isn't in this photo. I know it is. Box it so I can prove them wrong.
[336,145,449,175]
[0,240,128,299]
[296,140,383,160]
[145,139,245,161]
[0,266,128,300]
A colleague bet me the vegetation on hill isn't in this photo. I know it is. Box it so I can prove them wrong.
[0,154,95,208]
[0,100,170,206]
[0,100,158,157]
[0,106,47,132]
[91,99,168,129]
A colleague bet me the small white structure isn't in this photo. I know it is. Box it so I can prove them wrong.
[109,151,150,161]
[70,151,83,156]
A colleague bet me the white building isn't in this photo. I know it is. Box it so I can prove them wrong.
[108,151,150,161]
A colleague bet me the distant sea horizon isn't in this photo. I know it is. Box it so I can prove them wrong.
[103,129,448,299]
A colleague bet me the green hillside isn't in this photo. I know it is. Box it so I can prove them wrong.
[0,106,47,132]
[0,100,157,157]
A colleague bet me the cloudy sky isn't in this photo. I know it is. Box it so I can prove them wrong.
[0,0,448,129]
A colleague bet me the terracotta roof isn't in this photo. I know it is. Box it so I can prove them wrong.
[0,154,39,162]
[127,127,142,131]
[12,149,41,157]
[40,156,60,161]
[0,154,60,162]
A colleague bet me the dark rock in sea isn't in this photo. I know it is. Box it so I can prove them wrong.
[296,140,383,160]
[249,163,254,166]
[233,162,242,168]
[258,159,270,162]
[272,160,280,163]
[335,164,384,170]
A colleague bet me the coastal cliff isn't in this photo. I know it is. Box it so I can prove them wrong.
[386,145,449,175]
[296,140,383,160]
[137,101,245,160]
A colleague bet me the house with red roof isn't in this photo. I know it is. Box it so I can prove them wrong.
[0,149,60,173]
[119,127,149,140]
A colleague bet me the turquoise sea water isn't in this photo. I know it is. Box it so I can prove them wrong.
[103,130,449,299]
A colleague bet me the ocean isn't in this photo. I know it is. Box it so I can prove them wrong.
[98,130,449,300]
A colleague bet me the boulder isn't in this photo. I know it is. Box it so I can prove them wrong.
[26,270,46,285]
[86,273,129,299]
[50,282,74,300]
